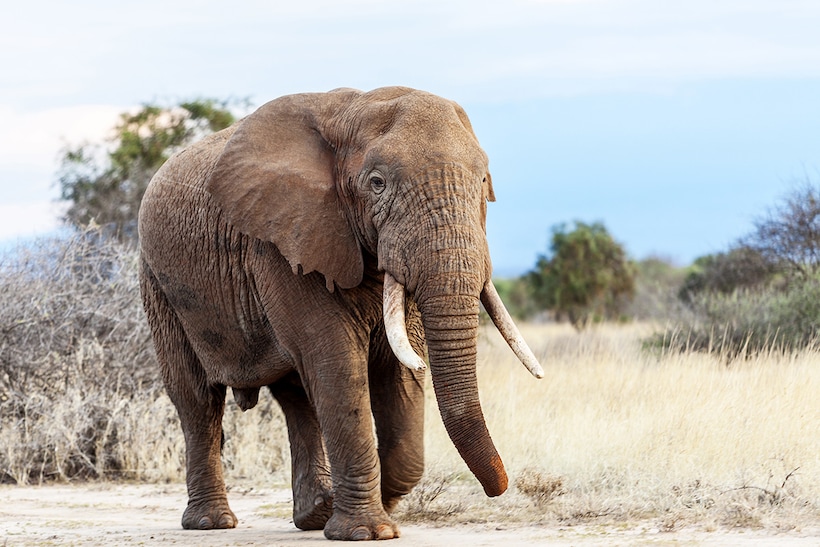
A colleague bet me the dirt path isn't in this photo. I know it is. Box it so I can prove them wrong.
[2,483,819,546]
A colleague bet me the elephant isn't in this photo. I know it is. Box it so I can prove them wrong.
[137,86,543,541]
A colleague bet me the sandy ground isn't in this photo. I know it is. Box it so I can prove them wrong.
[2,483,820,546]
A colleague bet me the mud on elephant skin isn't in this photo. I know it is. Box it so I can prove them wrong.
[138,86,543,540]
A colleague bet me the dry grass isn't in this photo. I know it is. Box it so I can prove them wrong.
[411,322,820,531]
[3,233,819,532]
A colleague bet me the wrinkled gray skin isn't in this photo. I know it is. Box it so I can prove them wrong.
[138,87,522,540]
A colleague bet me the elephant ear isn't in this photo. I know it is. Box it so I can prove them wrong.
[484,172,496,202]
[206,91,363,292]
[452,99,496,203]
[479,172,496,235]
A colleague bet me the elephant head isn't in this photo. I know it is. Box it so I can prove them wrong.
[205,87,543,497]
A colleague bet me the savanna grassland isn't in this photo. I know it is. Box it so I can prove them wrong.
[414,322,820,533]
[2,233,820,544]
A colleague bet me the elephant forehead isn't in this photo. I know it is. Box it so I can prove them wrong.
[348,91,486,163]
[372,130,487,176]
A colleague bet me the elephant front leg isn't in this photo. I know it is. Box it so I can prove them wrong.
[307,352,399,540]
[269,373,333,530]
[369,335,426,513]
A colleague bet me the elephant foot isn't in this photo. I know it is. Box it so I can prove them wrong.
[323,511,399,541]
[182,498,237,530]
[293,490,334,530]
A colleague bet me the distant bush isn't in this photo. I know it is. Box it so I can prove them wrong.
[625,256,688,321]
[649,275,820,357]
[497,256,686,324]
[650,181,820,357]
[678,247,776,303]
[492,277,539,320]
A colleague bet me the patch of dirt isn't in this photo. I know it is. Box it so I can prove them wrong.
[1,484,819,546]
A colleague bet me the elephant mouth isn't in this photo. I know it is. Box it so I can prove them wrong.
[382,271,544,379]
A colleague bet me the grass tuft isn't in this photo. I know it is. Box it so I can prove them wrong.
[514,469,565,507]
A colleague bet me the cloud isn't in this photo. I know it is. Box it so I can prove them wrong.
[0,105,123,169]
[6,0,820,106]
[0,104,124,241]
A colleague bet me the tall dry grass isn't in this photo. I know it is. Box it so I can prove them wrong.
[410,322,820,530]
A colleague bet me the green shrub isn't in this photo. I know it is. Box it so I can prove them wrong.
[57,99,242,241]
[648,275,820,357]
[654,181,820,357]
[678,247,776,303]
[528,221,635,328]
[492,277,539,320]
[741,180,820,279]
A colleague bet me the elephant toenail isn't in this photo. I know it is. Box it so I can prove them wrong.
[350,526,371,540]
[376,524,395,539]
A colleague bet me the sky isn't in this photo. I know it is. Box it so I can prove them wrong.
[3,0,820,275]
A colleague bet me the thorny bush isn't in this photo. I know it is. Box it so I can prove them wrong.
[0,228,160,483]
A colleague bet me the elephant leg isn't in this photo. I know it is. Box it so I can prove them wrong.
[369,327,426,513]
[269,373,333,530]
[140,264,236,530]
[304,349,398,540]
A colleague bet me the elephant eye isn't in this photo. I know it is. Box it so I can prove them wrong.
[370,175,386,194]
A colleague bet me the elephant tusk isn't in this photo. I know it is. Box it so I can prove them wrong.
[383,272,428,371]
[481,279,545,379]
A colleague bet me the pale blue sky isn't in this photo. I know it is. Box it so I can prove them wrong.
[3,0,820,275]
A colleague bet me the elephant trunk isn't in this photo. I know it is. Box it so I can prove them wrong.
[414,260,508,497]
[378,165,541,497]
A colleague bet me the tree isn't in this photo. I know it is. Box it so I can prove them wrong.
[528,221,635,328]
[57,98,243,240]
[740,179,820,278]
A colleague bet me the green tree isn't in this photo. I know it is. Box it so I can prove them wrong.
[57,98,243,240]
[528,221,635,328]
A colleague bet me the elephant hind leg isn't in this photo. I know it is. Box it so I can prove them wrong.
[269,373,333,530]
[139,261,236,530]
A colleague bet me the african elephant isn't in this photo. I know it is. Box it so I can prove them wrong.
[138,86,543,540]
